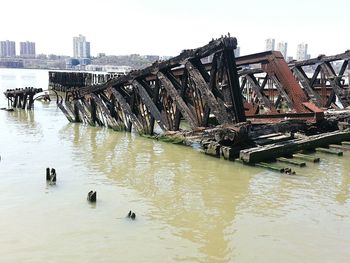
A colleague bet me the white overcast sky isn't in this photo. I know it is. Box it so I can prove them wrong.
[1,0,349,58]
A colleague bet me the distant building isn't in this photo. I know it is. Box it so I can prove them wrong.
[97,53,106,58]
[159,55,173,60]
[0,60,23,68]
[143,55,160,61]
[0,40,16,57]
[287,56,294,62]
[66,58,80,69]
[20,41,36,58]
[73,34,91,59]
[234,46,240,57]
[276,41,288,58]
[265,38,275,51]
[296,43,309,61]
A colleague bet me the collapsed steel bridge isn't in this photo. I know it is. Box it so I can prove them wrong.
[58,37,246,134]
[55,37,350,134]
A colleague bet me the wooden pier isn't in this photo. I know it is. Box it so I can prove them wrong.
[3,87,43,110]
[48,71,124,92]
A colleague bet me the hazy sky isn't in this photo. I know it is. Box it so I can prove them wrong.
[1,0,349,58]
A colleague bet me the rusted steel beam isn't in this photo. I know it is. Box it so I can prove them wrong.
[268,74,294,110]
[77,37,238,98]
[89,98,104,126]
[292,66,323,107]
[149,80,162,134]
[110,88,144,133]
[99,91,126,131]
[132,80,168,132]
[223,47,247,122]
[235,51,274,65]
[289,51,350,67]
[165,72,188,130]
[185,61,229,124]
[339,60,349,77]
[236,51,320,114]
[90,94,120,129]
[157,72,198,129]
[245,74,274,109]
[320,62,349,107]
[74,100,94,126]
[310,65,321,87]
[263,52,309,113]
[73,100,81,123]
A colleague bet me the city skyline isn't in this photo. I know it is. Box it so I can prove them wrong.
[0,36,327,63]
[0,0,349,58]
[264,38,310,61]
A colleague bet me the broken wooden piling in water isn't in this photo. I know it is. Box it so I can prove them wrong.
[276,157,306,167]
[255,162,295,174]
[329,144,350,151]
[3,87,43,110]
[315,147,343,156]
[239,130,350,163]
[87,191,97,202]
[292,153,320,163]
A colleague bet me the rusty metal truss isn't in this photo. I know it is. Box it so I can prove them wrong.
[58,37,246,134]
[56,39,350,133]
[236,51,324,122]
[289,51,350,108]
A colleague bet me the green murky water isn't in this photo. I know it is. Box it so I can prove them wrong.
[0,68,349,262]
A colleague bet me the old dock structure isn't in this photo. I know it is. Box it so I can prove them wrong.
[48,71,124,92]
[3,87,43,110]
[51,36,350,169]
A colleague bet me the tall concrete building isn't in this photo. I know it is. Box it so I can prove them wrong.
[265,38,275,51]
[0,40,16,57]
[234,46,240,57]
[73,34,91,58]
[296,43,308,61]
[276,41,288,58]
[20,41,36,57]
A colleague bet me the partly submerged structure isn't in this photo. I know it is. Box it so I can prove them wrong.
[48,36,350,170]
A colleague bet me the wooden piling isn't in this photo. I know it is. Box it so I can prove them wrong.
[46,168,50,181]
[256,162,295,174]
[276,157,306,167]
[329,144,350,151]
[292,153,320,163]
[256,162,285,173]
[240,130,350,163]
[315,147,343,156]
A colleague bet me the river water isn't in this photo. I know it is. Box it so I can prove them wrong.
[0,68,349,262]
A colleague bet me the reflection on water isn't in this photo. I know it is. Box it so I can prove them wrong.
[1,69,350,262]
[58,124,256,261]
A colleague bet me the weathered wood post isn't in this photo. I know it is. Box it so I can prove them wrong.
[46,167,50,181]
